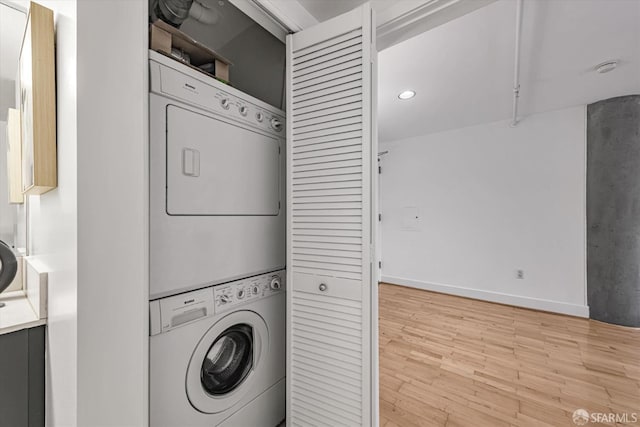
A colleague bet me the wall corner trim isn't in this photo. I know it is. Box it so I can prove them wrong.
[381,276,590,318]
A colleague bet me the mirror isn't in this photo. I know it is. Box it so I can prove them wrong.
[0,2,28,262]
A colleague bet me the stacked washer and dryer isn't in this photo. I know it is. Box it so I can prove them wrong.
[148,50,287,426]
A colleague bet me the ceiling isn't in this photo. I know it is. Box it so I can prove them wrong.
[0,2,27,121]
[295,0,367,22]
[378,0,640,142]
[295,0,419,28]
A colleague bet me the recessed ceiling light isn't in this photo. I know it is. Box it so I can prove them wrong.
[398,90,416,100]
[595,60,618,74]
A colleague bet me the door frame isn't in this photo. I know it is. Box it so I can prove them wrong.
[239,0,497,50]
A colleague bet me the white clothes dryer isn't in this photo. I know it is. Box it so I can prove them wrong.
[149,270,285,427]
[149,50,286,300]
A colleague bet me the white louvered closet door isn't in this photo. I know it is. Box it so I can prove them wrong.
[286,4,377,427]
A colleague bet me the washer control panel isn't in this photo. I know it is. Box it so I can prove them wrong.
[214,270,285,314]
[150,288,215,335]
[150,270,286,336]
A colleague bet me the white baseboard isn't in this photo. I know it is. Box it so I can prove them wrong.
[381,275,589,318]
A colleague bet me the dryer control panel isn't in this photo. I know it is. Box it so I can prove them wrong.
[149,50,285,137]
[213,271,285,314]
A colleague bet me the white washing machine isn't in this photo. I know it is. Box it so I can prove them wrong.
[149,270,286,427]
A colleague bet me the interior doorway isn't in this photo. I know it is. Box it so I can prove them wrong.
[375,0,640,425]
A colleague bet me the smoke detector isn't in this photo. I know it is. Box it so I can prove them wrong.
[595,60,618,74]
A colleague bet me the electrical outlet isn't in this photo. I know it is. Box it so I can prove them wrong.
[516,270,524,279]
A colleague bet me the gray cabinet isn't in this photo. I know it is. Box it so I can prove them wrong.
[0,326,45,427]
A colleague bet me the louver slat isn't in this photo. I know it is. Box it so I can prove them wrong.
[294,110,363,131]
[293,95,362,116]
[293,42,362,73]
[293,81,363,104]
[294,104,363,126]
[294,59,363,87]
[293,66,363,92]
[294,51,362,80]
[293,29,362,62]
[293,145,362,160]
[293,131,363,148]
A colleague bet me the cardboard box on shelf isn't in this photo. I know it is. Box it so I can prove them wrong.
[150,20,231,82]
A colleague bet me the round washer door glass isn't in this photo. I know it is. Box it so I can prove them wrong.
[201,324,253,395]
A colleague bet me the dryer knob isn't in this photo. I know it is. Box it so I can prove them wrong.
[239,106,248,116]
[270,118,282,132]
[270,278,281,291]
[252,285,260,295]
[237,289,246,299]
[256,112,264,122]
[220,98,230,109]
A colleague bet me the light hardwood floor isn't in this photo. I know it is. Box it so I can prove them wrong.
[379,283,640,427]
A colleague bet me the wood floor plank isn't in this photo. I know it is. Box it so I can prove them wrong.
[379,283,640,426]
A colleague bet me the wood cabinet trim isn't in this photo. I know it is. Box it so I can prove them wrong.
[21,2,56,196]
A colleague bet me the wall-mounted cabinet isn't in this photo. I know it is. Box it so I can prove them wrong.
[19,2,56,196]
[6,109,24,204]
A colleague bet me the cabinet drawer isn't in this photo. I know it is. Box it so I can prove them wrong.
[291,272,362,301]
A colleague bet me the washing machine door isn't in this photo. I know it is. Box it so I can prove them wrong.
[186,310,269,414]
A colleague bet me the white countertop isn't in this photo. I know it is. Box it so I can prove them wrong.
[0,290,46,336]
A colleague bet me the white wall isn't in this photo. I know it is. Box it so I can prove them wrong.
[76,1,148,425]
[0,121,16,244]
[379,106,588,317]
[178,3,286,109]
[21,1,79,426]
[23,1,148,425]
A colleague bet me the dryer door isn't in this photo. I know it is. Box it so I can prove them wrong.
[166,105,281,216]
[186,310,269,413]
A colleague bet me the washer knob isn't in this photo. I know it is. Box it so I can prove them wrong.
[237,289,245,299]
[220,294,231,304]
[270,277,281,291]
[256,112,264,122]
[239,106,248,116]
[252,285,260,295]
[220,98,230,109]
[270,118,282,132]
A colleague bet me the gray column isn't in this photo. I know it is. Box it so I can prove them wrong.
[587,94,640,327]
